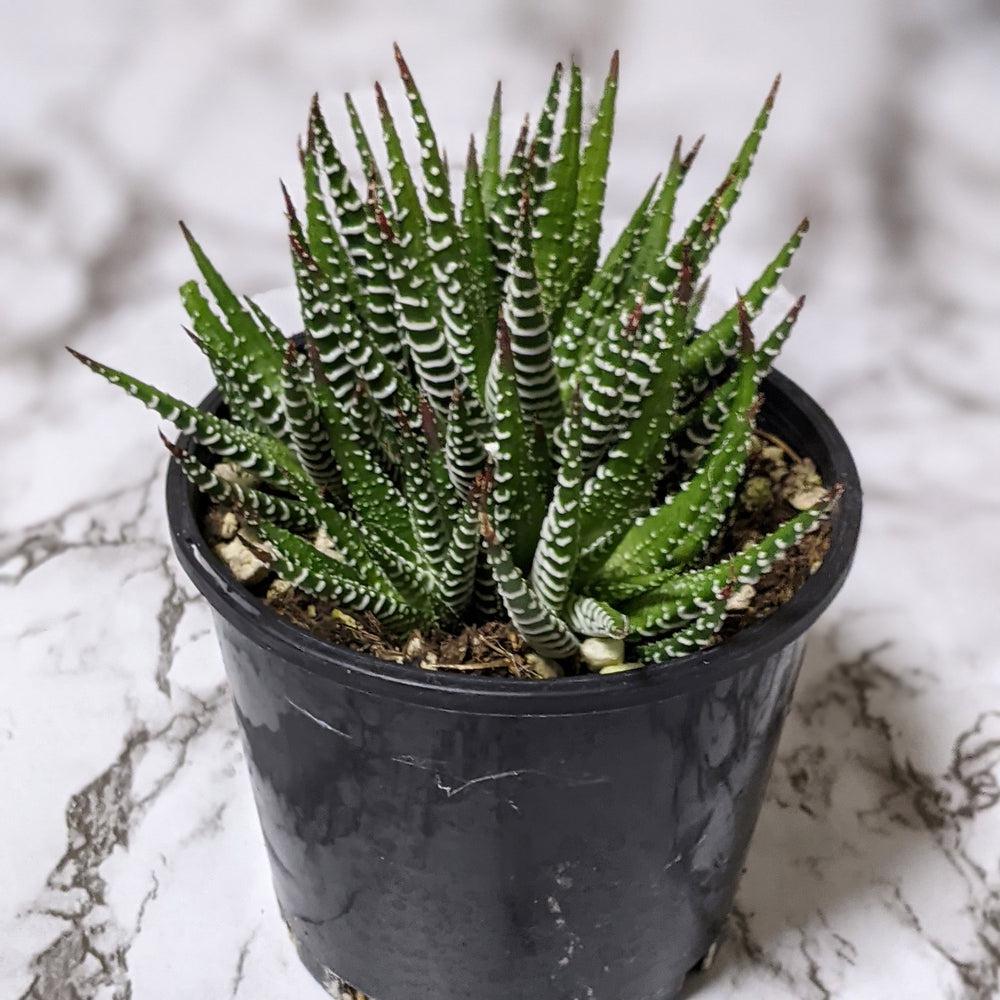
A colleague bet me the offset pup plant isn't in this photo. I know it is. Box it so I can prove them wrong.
[71,46,836,670]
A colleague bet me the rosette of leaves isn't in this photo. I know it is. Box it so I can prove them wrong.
[71,46,839,667]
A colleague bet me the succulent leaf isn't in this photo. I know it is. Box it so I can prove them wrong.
[566,596,629,639]
[489,116,530,286]
[257,521,428,633]
[394,45,493,397]
[502,194,562,430]
[586,344,759,587]
[279,344,340,487]
[482,512,580,659]
[534,62,583,314]
[680,218,809,388]
[73,52,823,665]
[179,224,283,389]
[529,392,584,613]
[68,349,306,491]
[461,137,500,384]
[489,323,550,569]
[566,52,619,293]
[480,82,503,215]
[553,178,657,394]
[636,595,728,661]
[163,434,317,532]
[438,498,482,617]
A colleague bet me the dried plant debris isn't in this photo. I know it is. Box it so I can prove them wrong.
[266,592,551,679]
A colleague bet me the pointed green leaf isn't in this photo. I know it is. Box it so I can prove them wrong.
[534,62,582,313]
[482,513,580,659]
[69,349,306,491]
[480,81,503,214]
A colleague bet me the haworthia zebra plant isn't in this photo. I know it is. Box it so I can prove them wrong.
[71,47,839,668]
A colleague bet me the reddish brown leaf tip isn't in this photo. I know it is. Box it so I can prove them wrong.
[677,245,694,305]
[418,397,441,449]
[766,73,782,108]
[609,50,620,81]
[737,298,755,356]
[373,201,396,242]
[513,115,529,154]
[178,220,195,245]
[304,335,323,371]
[158,429,186,460]
[288,230,314,267]
[476,496,497,545]
[65,345,95,367]
[279,180,297,218]
[625,298,644,337]
[374,81,389,115]
[392,43,413,85]
[491,81,502,110]
[799,216,810,234]
[496,316,513,363]
[683,135,706,172]
[469,466,494,509]
[466,134,478,166]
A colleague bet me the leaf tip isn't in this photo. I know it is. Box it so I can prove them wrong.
[392,42,413,85]
[683,134,705,171]
[65,345,92,366]
[737,298,755,356]
[496,315,513,364]
[766,73,782,108]
[158,429,186,460]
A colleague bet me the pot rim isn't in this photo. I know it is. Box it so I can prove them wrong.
[166,369,862,715]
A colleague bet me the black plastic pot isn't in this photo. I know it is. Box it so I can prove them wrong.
[167,370,861,1000]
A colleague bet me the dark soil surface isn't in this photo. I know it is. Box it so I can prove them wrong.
[203,432,832,678]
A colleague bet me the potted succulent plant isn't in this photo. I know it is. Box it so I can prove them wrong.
[71,47,861,1000]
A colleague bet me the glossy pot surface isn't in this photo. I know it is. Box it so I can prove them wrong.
[167,371,862,1000]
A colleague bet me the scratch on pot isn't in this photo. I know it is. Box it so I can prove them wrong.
[391,756,609,799]
[285,698,353,741]
[435,770,533,797]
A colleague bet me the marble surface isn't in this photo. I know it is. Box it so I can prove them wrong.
[3,2,1000,997]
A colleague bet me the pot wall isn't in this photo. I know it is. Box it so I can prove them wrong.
[217,607,806,1000]
[169,371,861,1000]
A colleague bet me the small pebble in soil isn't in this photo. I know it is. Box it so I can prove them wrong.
[599,661,643,675]
[580,637,626,672]
[213,536,268,584]
[525,653,563,679]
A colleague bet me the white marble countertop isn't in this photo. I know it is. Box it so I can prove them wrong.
[3,2,1000,997]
